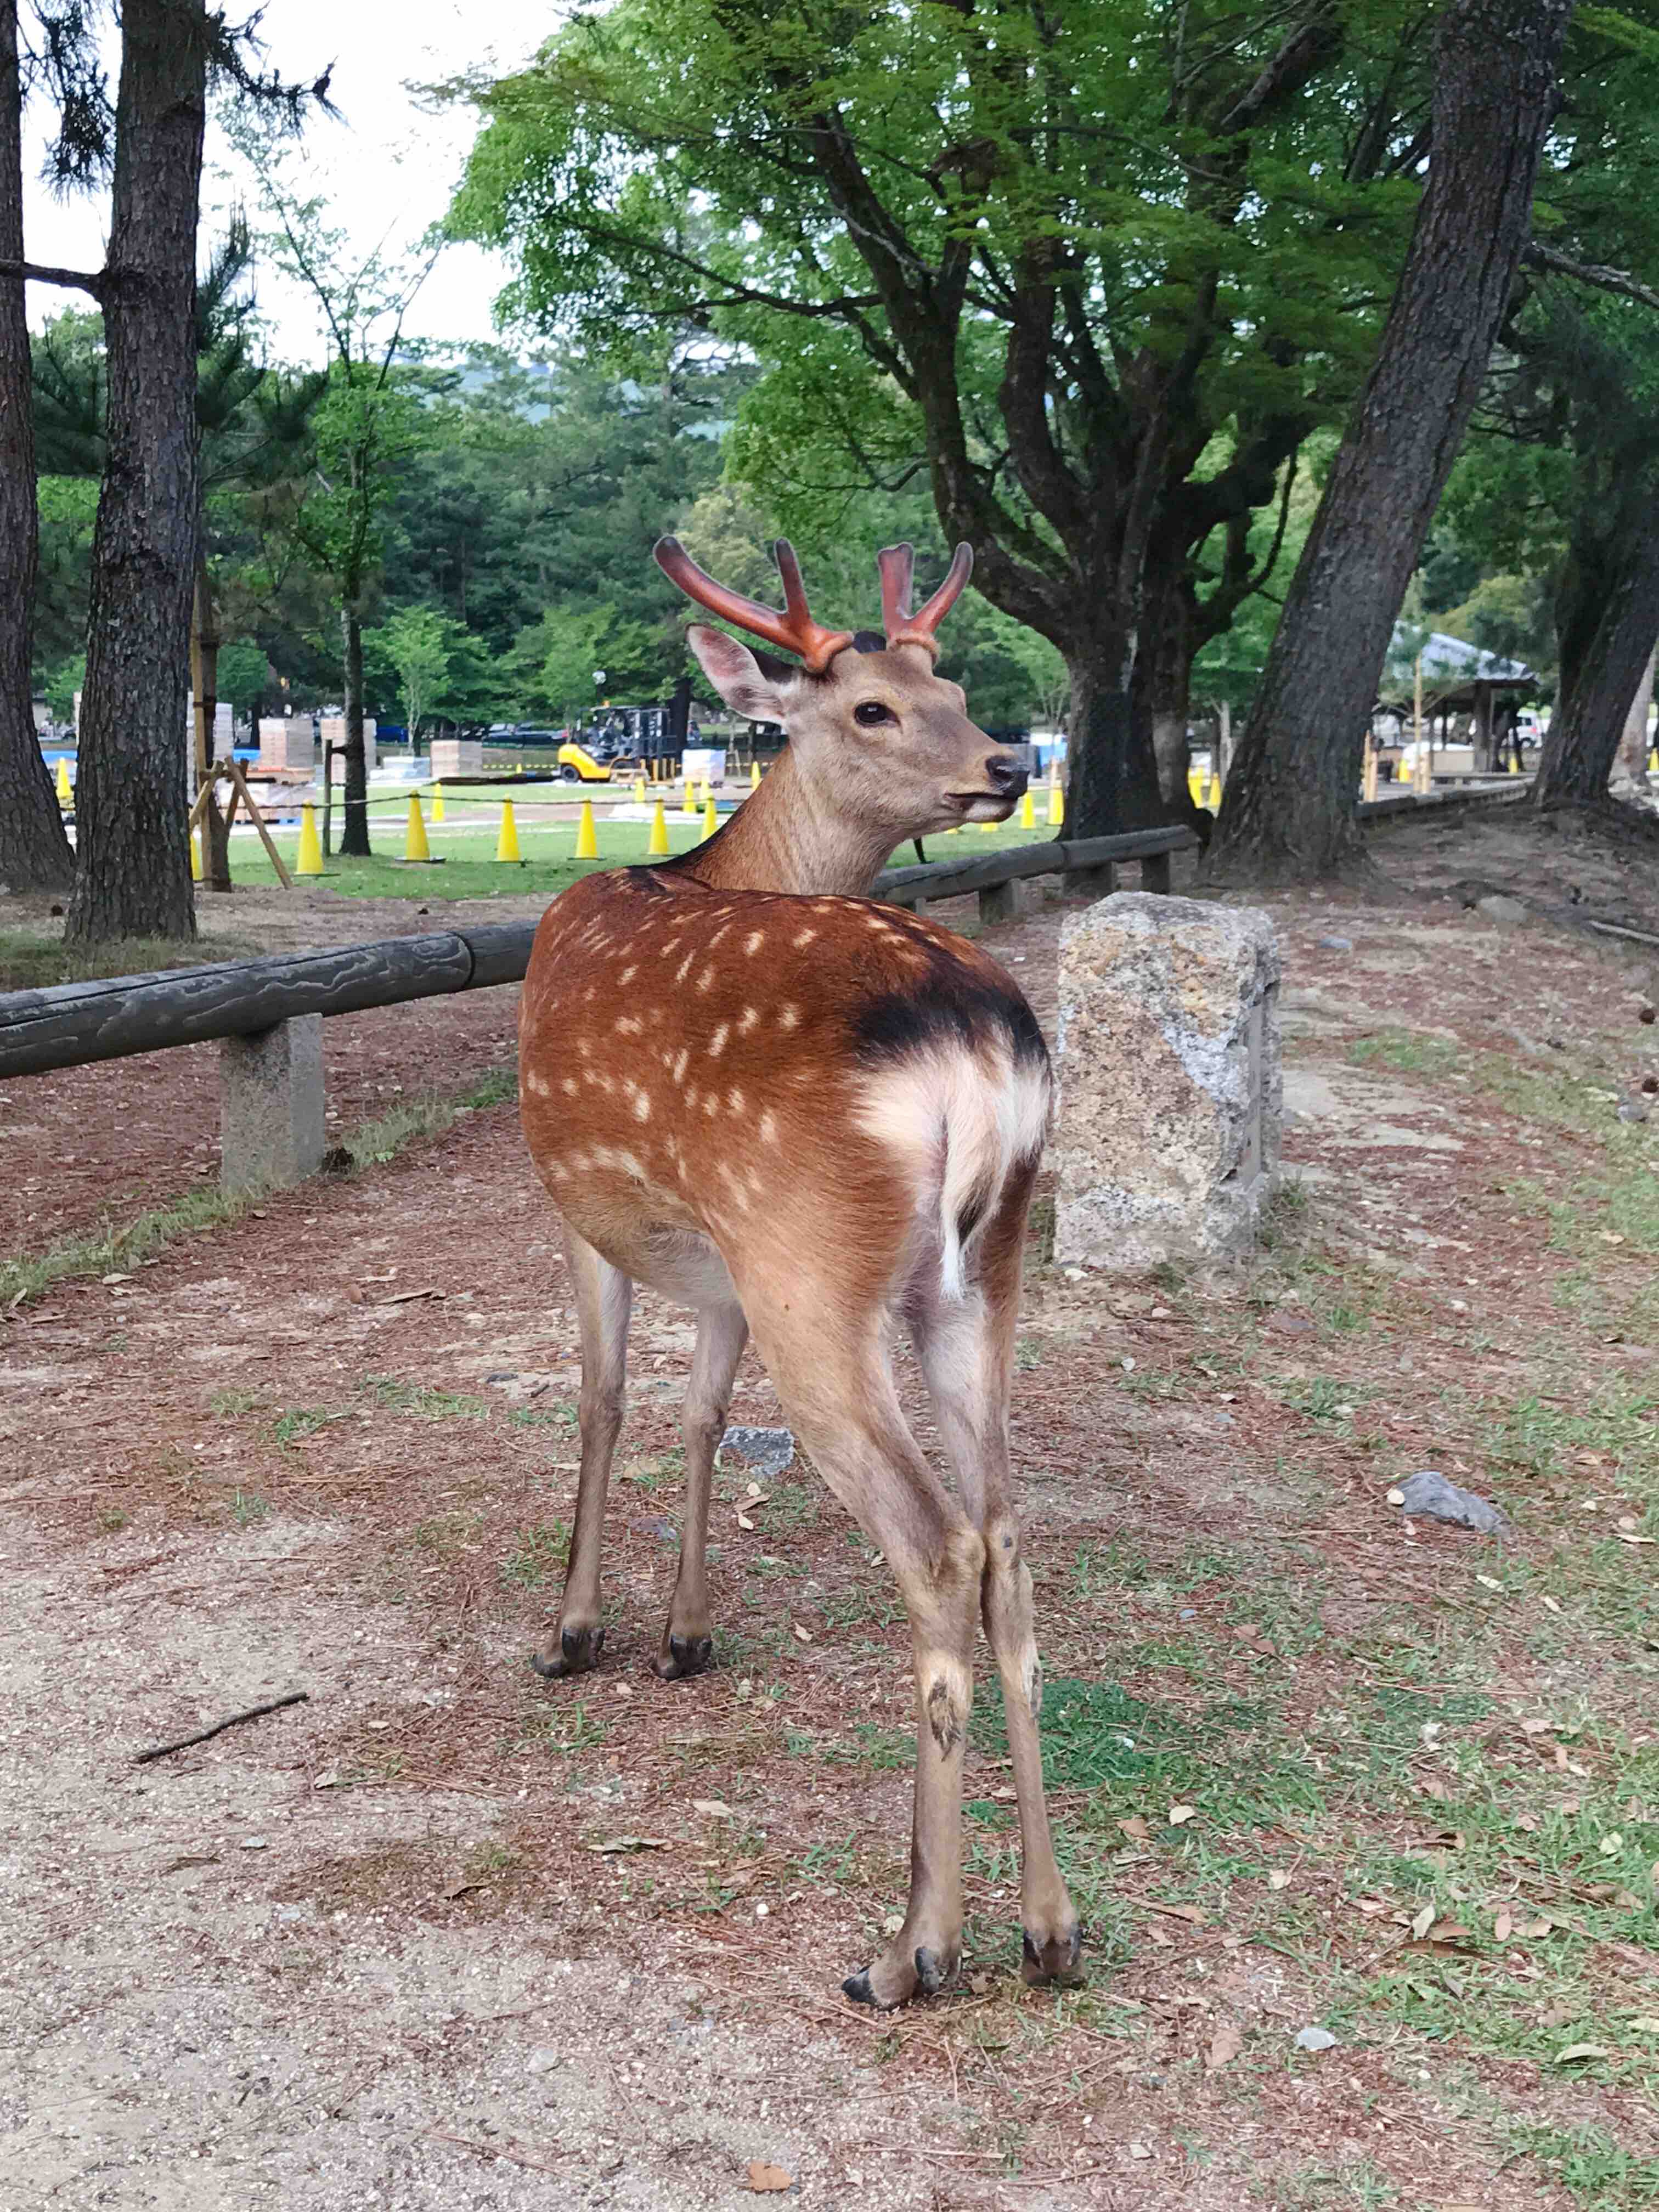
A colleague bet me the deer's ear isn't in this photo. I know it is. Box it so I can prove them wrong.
[686,624,796,723]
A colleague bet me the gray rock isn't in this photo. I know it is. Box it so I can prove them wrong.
[1392,1469,1511,1534]
[719,1425,795,1481]
[1293,2026,1338,2053]
[1316,935,1353,952]
[1617,1094,1651,1124]
[1052,894,1282,1270]
[1475,893,1530,928]
[526,2046,562,2075]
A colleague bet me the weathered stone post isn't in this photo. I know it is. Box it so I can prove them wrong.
[219,1015,326,1193]
[1052,894,1280,1269]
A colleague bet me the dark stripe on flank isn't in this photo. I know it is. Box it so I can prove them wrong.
[853,970,1048,1071]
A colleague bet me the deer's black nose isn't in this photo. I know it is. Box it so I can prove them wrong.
[986,755,1027,798]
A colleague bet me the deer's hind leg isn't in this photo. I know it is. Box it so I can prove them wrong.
[533,1223,631,1680]
[745,1297,983,2009]
[911,1166,1080,1985]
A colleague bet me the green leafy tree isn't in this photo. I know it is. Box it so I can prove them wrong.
[215,637,269,720]
[450,0,1446,839]
[363,605,465,750]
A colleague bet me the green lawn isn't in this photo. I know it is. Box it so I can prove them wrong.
[228,808,1047,901]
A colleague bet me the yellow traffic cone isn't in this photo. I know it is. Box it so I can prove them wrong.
[633,776,646,804]
[496,800,522,864]
[682,779,698,817]
[431,781,445,823]
[978,816,997,834]
[575,799,599,860]
[702,795,719,840]
[749,760,760,789]
[647,798,670,857]
[404,794,431,862]
[699,776,712,808]
[56,758,72,808]
[296,803,324,877]
[1047,781,1064,827]
[1019,787,1035,830]
[190,823,202,882]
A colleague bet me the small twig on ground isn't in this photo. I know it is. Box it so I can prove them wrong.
[328,2053,393,2118]
[426,2128,563,2175]
[133,1690,309,1764]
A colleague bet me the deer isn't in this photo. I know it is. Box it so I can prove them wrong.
[516,536,1080,2009]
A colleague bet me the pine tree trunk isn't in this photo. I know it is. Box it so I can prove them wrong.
[1207,0,1573,882]
[1533,526,1659,806]
[0,0,75,895]
[1138,557,1212,842]
[191,560,232,891]
[1063,634,1168,842]
[340,601,370,856]
[66,0,205,943]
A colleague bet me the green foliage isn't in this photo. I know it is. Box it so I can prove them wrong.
[216,640,270,718]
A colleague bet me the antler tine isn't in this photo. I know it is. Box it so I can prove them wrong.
[886,541,974,656]
[876,543,916,639]
[653,535,853,674]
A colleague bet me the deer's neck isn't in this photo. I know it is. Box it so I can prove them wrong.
[671,751,893,899]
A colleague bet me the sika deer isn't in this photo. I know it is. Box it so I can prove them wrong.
[517,538,1079,2007]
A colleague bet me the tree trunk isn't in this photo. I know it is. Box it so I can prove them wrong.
[0,0,75,895]
[1613,642,1655,787]
[1138,557,1212,843]
[1533,526,1659,806]
[340,600,370,856]
[191,558,232,891]
[66,0,206,943]
[1063,635,1167,842]
[1207,0,1573,882]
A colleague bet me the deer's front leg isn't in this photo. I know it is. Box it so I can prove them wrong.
[655,1300,747,1680]
[534,1229,631,1680]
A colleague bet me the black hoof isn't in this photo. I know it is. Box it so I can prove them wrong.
[531,1623,604,1679]
[652,1632,714,1681]
[842,1968,876,2008]
[913,1945,948,1996]
[1022,1923,1084,1984]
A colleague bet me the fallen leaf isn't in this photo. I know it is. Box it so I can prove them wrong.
[1268,1870,1292,1891]
[1628,2016,1659,2035]
[692,1799,731,1819]
[991,1786,1017,1802]
[1520,1917,1554,1939]
[1410,1903,1436,1940]
[746,2161,792,2193]
[1494,1909,1514,1942]
[100,1272,133,1286]
[1205,2021,1244,2071]
[1118,1815,1152,1842]
[745,1484,771,1504]
[1475,1573,1504,1593]
[736,1511,756,1530]
[1168,1804,1196,1827]
[1554,2043,1612,2066]
[587,1836,669,1855]
[1426,1920,1470,1945]
[443,1876,484,1900]
[1147,1900,1207,1925]
[792,1623,814,1644]
[1600,1833,1624,1857]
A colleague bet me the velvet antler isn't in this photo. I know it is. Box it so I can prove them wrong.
[654,537,854,675]
[877,541,974,657]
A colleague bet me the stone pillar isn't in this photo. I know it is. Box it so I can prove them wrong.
[978,878,1020,923]
[1053,894,1280,1270]
[220,1016,326,1193]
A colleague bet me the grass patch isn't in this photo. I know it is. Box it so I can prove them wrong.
[272,1406,344,1450]
[0,928,263,992]
[0,1183,260,1309]
[498,1524,569,1588]
[1,1064,519,1308]
[366,1375,488,1420]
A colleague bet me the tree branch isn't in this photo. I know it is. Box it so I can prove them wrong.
[0,256,104,297]
[1524,240,1659,314]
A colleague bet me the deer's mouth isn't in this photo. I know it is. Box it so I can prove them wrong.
[951,790,1018,821]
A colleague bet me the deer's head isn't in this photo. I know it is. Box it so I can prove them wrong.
[655,537,1028,839]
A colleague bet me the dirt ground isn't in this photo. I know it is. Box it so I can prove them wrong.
[2,801,1657,2210]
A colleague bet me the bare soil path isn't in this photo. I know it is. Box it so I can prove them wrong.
[2,808,1657,2209]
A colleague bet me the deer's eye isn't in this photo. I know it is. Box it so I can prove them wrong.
[854,700,894,727]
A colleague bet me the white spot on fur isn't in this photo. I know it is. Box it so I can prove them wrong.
[777,1004,800,1030]
[633,1091,652,1122]
[760,1110,778,1144]
[727,1087,744,1113]
[675,953,695,986]
[792,928,817,948]
[614,1015,642,1036]
[672,1048,690,1084]
[745,931,764,956]
[619,964,637,985]
[697,964,716,992]
[561,1077,579,1097]
[524,1072,550,1097]
[708,1023,729,1058]
[737,1007,759,1035]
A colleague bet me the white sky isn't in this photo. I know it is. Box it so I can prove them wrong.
[21,0,563,358]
